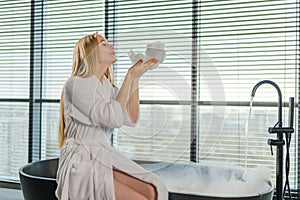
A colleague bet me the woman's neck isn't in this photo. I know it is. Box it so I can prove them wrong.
[94,64,109,83]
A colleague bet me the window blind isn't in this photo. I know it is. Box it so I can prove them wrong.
[107,0,194,163]
[41,0,105,159]
[0,0,105,182]
[197,0,299,191]
[0,0,30,182]
[107,0,299,193]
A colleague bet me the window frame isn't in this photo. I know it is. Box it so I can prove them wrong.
[0,1,299,198]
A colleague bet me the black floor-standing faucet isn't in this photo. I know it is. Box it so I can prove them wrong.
[251,80,294,200]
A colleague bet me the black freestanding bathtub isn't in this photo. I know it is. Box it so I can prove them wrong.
[19,158,274,200]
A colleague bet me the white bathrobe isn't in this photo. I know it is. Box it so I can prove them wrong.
[55,75,168,200]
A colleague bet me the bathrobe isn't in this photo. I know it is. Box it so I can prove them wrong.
[55,75,168,200]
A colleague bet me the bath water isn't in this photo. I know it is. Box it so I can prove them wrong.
[141,162,271,197]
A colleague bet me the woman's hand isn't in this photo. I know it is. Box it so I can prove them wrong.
[127,58,158,80]
[117,58,157,111]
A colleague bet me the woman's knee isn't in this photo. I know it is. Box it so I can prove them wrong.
[114,178,148,200]
[145,183,157,200]
[113,169,157,200]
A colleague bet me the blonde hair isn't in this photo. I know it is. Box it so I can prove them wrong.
[59,32,115,147]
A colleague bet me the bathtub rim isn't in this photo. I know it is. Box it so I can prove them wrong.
[19,158,57,182]
[19,158,275,199]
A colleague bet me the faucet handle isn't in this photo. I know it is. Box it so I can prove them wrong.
[268,140,274,156]
[268,127,294,134]
[268,138,285,155]
[268,138,285,145]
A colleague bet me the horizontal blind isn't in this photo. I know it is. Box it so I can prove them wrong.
[0,103,29,182]
[0,0,30,99]
[198,0,298,190]
[41,0,105,159]
[108,0,193,163]
[0,0,30,182]
[109,0,299,193]
[43,0,105,100]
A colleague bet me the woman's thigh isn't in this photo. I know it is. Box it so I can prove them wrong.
[114,178,147,200]
[113,168,157,200]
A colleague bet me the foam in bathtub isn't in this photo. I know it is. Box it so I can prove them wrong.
[141,162,272,197]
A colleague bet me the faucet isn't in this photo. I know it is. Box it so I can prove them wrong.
[251,80,282,127]
[251,80,294,200]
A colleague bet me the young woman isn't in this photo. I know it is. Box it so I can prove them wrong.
[55,32,168,200]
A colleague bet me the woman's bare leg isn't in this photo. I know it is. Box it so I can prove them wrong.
[113,168,157,200]
[114,178,147,200]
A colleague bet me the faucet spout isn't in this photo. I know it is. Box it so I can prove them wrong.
[251,80,284,200]
[251,80,282,128]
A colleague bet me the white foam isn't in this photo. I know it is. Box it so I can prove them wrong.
[141,162,272,197]
[128,41,166,70]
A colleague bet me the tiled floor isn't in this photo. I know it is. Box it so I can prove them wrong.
[0,188,23,200]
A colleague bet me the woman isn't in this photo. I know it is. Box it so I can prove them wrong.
[55,32,168,200]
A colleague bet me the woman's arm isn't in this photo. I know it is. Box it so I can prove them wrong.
[127,78,139,124]
[116,73,133,111]
[116,58,157,114]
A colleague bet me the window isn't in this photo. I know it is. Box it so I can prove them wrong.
[0,1,299,197]
[0,0,30,182]
[107,0,193,163]
[107,0,299,195]
[197,0,299,190]
[41,0,105,160]
[0,0,105,182]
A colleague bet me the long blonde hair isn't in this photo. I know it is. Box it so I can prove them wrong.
[59,32,115,147]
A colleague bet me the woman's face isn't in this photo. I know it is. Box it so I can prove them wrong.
[96,36,116,65]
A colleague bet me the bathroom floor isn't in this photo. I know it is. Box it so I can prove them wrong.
[0,188,23,200]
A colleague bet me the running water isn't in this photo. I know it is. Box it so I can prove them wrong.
[244,97,254,170]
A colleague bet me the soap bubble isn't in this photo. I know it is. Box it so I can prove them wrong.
[128,50,145,64]
[128,41,166,70]
[144,41,166,70]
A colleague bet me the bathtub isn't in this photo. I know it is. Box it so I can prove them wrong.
[19,158,273,200]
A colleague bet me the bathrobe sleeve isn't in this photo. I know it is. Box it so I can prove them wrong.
[65,77,124,128]
[114,87,138,127]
